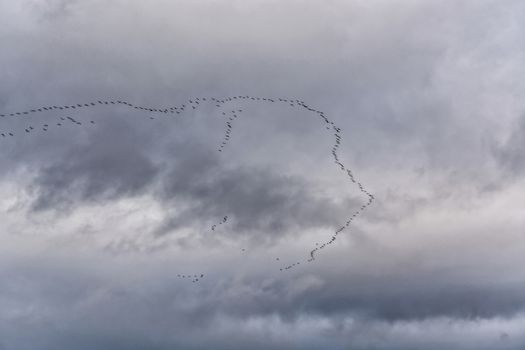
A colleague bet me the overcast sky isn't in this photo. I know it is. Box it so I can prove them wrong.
[1,0,525,349]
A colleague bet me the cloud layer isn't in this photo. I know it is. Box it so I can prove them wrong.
[1,0,525,349]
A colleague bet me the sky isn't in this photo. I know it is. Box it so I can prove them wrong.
[1,0,525,349]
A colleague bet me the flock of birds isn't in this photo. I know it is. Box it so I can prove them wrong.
[0,94,374,277]
[211,216,228,231]
[176,273,205,283]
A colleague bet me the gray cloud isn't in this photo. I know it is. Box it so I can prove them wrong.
[155,150,361,242]
[494,115,525,176]
[1,249,525,350]
[1,0,525,349]
[13,99,363,247]
[29,117,161,212]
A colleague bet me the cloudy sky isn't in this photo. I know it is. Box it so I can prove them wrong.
[1,0,525,349]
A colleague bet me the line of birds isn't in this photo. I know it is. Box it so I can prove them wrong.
[177,273,205,283]
[218,109,241,152]
[0,94,375,273]
[211,215,228,231]
[205,95,375,270]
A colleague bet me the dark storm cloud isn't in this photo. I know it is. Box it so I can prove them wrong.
[155,146,361,241]
[25,110,360,241]
[30,117,161,212]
